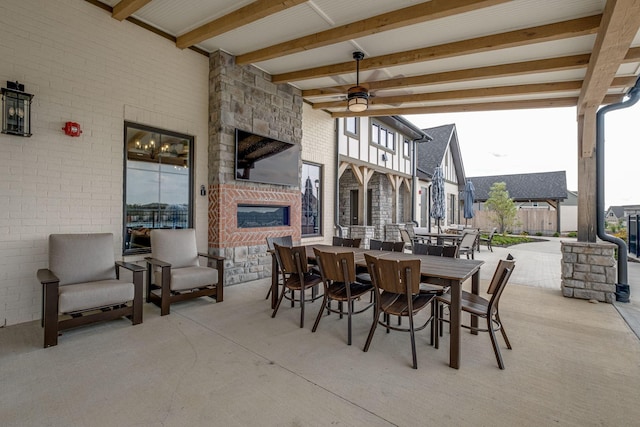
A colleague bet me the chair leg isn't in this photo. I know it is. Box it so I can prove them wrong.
[312,293,328,333]
[363,307,380,352]
[271,286,287,319]
[347,297,353,345]
[496,312,512,349]
[299,287,306,328]
[408,313,418,369]
[487,316,505,369]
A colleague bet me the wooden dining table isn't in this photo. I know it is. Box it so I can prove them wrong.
[414,231,463,245]
[270,244,484,369]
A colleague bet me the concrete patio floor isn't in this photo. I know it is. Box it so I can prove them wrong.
[1,238,639,426]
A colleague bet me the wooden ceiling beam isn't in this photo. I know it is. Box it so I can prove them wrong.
[236,0,509,65]
[330,95,623,118]
[578,0,640,115]
[303,54,592,98]
[312,77,635,109]
[273,14,601,84]
[176,0,307,49]
[112,0,152,21]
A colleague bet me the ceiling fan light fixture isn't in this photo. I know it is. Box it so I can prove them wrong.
[347,51,369,112]
[347,85,369,112]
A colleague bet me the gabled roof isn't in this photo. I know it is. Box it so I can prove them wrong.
[469,171,567,201]
[416,124,465,184]
[607,206,626,218]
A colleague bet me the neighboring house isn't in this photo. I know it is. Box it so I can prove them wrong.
[560,190,578,233]
[605,205,640,224]
[415,124,466,230]
[469,171,568,234]
[336,115,431,240]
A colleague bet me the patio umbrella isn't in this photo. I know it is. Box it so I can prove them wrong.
[430,166,446,233]
[463,180,476,225]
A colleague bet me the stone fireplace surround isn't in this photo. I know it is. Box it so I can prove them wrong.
[208,51,303,285]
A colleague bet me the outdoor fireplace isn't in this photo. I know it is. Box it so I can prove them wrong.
[237,204,290,228]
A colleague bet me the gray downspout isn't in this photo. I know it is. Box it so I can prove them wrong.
[595,76,640,302]
[334,118,344,237]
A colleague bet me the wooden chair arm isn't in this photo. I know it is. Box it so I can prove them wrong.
[37,268,59,285]
[115,261,146,273]
[198,252,225,262]
[145,257,171,268]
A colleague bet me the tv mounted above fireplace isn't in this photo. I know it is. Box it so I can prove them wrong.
[235,129,300,187]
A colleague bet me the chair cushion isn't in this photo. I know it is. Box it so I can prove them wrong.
[49,233,117,286]
[151,229,199,269]
[156,266,218,292]
[58,279,134,314]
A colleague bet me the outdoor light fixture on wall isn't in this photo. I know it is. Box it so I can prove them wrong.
[1,81,34,137]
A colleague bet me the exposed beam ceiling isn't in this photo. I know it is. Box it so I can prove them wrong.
[89,0,640,117]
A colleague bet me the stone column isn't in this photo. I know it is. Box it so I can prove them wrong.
[561,241,616,303]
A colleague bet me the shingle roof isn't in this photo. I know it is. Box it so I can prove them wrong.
[415,124,455,180]
[607,206,626,218]
[468,171,568,201]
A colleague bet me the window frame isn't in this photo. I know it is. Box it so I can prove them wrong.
[344,117,359,138]
[122,121,194,255]
[301,162,322,237]
[370,120,396,152]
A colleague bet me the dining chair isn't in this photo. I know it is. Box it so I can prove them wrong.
[265,236,293,300]
[272,243,323,328]
[457,230,479,259]
[369,239,383,250]
[363,253,434,369]
[399,229,413,252]
[146,229,224,315]
[356,239,404,285]
[479,227,498,252]
[312,248,374,345]
[37,233,144,348]
[435,256,516,369]
[332,236,344,246]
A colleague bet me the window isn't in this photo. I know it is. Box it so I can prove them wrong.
[123,122,193,255]
[345,117,359,137]
[403,138,410,158]
[371,121,395,150]
[301,162,322,236]
[449,194,456,224]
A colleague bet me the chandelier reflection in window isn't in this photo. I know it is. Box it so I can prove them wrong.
[126,128,189,168]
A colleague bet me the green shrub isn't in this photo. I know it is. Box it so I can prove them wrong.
[567,231,577,238]
[553,232,560,237]
[535,232,542,236]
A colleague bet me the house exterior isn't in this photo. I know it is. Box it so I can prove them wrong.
[469,171,568,234]
[605,205,640,224]
[560,190,578,233]
[415,124,466,230]
[337,116,430,244]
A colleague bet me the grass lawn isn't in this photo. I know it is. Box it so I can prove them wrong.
[484,234,546,247]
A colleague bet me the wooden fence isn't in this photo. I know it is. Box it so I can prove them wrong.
[467,208,558,235]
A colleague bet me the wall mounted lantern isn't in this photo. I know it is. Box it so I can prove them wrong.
[1,81,34,137]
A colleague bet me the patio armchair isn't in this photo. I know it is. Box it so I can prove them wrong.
[363,253,435,369]
[146,229,224,316]
[312,248,374,345]
[37,233,144,348]
[435,256,516,369]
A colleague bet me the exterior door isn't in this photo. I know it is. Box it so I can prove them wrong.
[350,190,359,225]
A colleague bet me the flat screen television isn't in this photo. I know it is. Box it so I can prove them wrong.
[235,129,300,187]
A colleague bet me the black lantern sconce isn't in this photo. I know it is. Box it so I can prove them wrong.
[2,81,34,137]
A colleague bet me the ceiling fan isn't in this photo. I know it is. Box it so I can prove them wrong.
[347,51,369,112]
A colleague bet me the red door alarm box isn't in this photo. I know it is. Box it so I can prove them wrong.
[63,122,82,137]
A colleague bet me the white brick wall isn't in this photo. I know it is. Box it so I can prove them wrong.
[301,104,335,245]
[0,0,209,326]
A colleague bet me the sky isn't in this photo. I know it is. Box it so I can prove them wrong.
[407,101,640,208]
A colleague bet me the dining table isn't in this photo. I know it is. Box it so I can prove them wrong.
[414,231,463,246]
[271,244,484,369]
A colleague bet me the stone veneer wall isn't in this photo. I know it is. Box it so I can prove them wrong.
[561,241,617,303]
[208,51,303,285]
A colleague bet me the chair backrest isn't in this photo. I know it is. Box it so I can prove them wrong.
[342,238,361,248]
[427,245,444,256]
[413,242,429,255]
[332,236,344,246]
[459,230,478,248]
[392,241,406,252]
[274,243,308,275]
[49,233,117,286]
[313,248,356,283]
[399,229,412,245]
[380,241,395,251]
[151,229,199,268]
[364,253,421,296]
[487,258,516,296]
[266,235,293,250]
[441,245,459,258]
[369,239,383,250]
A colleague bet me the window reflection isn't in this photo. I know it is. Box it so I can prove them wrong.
[124,123,193,254]
[301,163,321,236]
